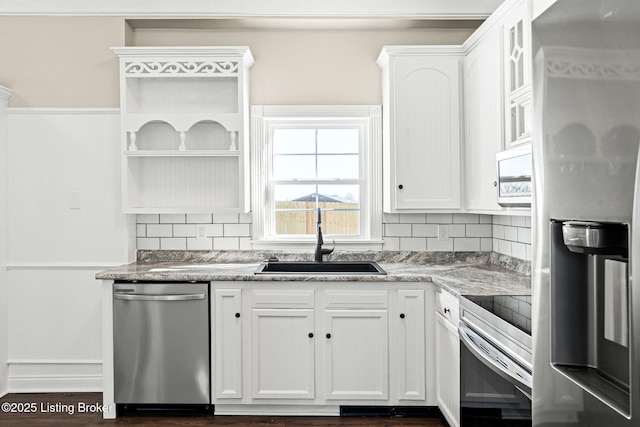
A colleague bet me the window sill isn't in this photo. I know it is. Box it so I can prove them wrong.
[250,239,384,252]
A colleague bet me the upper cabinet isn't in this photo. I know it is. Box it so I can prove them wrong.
[378,46,463,213]
[112,47,254,213]
[502,0,533,147]
[463,26,504,212]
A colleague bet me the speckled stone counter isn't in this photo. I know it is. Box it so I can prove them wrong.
[96,250,531,297]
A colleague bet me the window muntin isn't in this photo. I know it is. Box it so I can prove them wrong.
[269,124,363,238]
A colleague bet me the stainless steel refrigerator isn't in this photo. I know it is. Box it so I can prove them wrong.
[532,1,640,425]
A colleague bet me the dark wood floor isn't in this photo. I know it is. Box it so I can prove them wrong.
[0,393,448,426]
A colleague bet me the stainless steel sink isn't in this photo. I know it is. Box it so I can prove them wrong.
[254,261,386,275]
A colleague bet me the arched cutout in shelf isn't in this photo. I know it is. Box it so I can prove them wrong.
[130,120,179,151]
[187,120,237,151]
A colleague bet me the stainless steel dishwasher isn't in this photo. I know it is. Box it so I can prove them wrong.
[113,282,210,405]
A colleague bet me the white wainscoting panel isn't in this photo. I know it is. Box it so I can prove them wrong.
[5,109,128,392]
[7,268,104,392]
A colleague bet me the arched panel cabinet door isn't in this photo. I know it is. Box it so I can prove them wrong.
[378,46,462,212]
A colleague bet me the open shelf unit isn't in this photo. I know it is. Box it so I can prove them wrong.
[112,46,254,213]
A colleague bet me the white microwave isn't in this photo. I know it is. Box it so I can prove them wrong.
[496,146,532,208]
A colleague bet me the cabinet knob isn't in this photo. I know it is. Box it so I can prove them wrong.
[398,184,404,189]
[400,313,405,319]
[444,308,450,315]
[326,333,332,339]
[235,312,241,318]
[494,181,498,187]
[308,333,314,338]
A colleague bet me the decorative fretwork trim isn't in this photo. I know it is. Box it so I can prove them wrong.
[124,61,239,76]
[542,47,640,81]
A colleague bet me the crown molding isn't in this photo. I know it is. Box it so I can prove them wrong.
[0,86,13,102]
[0,0,502,18]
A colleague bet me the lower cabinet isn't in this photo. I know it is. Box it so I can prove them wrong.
[211,282,436,410]
[435,290,461,427]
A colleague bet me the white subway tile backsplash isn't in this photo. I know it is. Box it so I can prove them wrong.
[511,242,527,260]
[160,214,186,224]
[174,224,197,237]
[239,237,252,250]
[399,213,426,224]
[137,237,160,250]
[146,224,173,238]
[511,216,526,227]
[454,238,481,251]
[204,224,224,237]
[453,213,479,223]
[137,214,160,224]
[214,237,240,250]
[213,213,239,224]
[400,237,427,251]
[448,224,466,238]
[385,223,412,237]
[187,237,213,250]
[135,211,532,259]
[481,238,493,251]
[383,237,400,251]
[160,237,187,250]
[504,226,519,242]
[427,238,454,252]
[412,224,438,238]
[383,213,400,224]
[186,214,213,224]
[426,213,453,224]
[466,224,492,238]
[224,223,251,237]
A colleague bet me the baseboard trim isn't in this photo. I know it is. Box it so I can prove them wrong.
[213,404,340,416]
[8,374,102,393]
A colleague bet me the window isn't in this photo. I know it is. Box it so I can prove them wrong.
[251,106,382,249]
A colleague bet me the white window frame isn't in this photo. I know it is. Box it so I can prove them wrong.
[251,105,383,250]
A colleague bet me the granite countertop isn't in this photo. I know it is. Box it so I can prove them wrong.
[96,250,531,297]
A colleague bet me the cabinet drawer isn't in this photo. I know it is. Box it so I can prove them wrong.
[435,289,459,326]
[324,290,388,310]
[251,289,314,309]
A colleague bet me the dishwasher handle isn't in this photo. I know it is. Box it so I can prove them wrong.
[114,293,206,302]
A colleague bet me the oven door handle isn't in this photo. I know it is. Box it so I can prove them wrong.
[459,322,532,399]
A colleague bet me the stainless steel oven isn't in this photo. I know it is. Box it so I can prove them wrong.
[459,295,533,426]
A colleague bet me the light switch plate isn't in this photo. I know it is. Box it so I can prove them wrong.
[69,192,82,209]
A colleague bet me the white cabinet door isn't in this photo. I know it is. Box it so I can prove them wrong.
[436,311,460,427]
[379,48,462,212]
[503,0,533,147]
[392,290,426,401]
[251,309,315,399]
[323,310,389,400]
[213,288,243,399]
[464,28,504,212]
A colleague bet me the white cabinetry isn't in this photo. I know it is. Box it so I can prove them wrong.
[213,288,243,399]
[209,282,434,412]
[392,290,426,401]
[435,289,460,427]
[502,0,532,147]
[378,47,463,212]
[112,47,254,213]
[463,27,504,212]
[323,290,389,400]
[250,289,316,400]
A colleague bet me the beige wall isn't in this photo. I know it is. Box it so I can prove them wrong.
[0,16,474,107]
[132,27,474,105]
[0,17,125,107]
